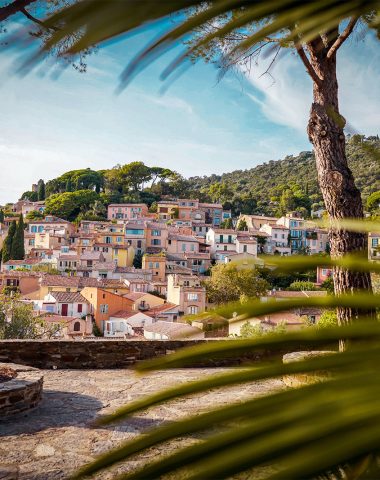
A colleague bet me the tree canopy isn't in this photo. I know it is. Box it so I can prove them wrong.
[205,263,269,305]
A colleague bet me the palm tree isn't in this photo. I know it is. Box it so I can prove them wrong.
[9,2,380,320]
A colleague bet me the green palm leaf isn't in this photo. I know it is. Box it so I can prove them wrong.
[75,365,380,478]
[133,318,379,372]
[8,0,380,85]
[116,382,380,480]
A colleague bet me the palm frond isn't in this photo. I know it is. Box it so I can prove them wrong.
[7,0,380,85]
[260,253,380,274]
[75,363,380,479]
[98,346,380,426]
[133,317,379,372]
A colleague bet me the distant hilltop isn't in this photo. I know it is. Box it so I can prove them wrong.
[4,134,380,221]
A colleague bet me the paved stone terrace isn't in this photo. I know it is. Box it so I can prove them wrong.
[0,369,284,480]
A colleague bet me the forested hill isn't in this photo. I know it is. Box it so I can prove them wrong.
[17,135,380,221]
[185,135,380,216]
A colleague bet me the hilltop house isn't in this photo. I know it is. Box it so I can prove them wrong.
[166,274,206,315]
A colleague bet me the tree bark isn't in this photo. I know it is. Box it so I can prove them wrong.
[306,38,372,332]
[0,0,36,22]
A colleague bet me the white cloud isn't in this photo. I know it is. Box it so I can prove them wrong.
[136,92,194,115]
[244,35,380,136]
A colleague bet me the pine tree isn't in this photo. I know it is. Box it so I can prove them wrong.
[37,179,45,201]
[10,214,25,260]
[2,220,16,263]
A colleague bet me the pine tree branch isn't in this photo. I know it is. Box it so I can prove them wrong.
[327,17,358,59]
[0,0,36,22]
[20,7,59,31]
[296,44,322,86]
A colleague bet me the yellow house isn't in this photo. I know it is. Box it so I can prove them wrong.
[124,291,165,311]
[38,276,131,300]
[142,253,166,282]
[112,244,135,267]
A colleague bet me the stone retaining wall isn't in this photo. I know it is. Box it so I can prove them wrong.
[282,351,336,387]
[0,339,305,369]
[0,363,43,416]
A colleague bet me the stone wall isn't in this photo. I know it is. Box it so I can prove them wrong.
[0,363,43,416]
[0,339,300,369]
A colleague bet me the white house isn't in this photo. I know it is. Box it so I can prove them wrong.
[206,228,237,261]
[34,292,89,318]
[259,224,291,255]
[143,321,205,340]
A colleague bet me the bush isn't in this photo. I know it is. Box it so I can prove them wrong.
[317,310,338,329]
[287,280,319,291]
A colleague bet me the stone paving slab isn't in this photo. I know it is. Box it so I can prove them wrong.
[0,369,284,479]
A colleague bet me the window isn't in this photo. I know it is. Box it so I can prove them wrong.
[116,236,123,243]
[100,304,108,313]
[188,293,198,301]
[182,243,186,252]
[243,245,247,253]
[152,230,161,236]
[31,226,37,233]
[149,262,153,268]
[73,321,81,332]
[77,304,83,313]
[126,229,144,235]
[190,244,195,251]
[372,238,379,247]
[155,262,159,268]
[224,245,227,251]
[322,268,328,276]
[188,306,198,314]
[152,239,161,246]
[105,236,111,244]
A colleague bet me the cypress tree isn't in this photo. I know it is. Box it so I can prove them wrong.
[66,178,73,192]
[2,220,16,263]
[10,214,25,260]
[0,209,4,223]
[37,180,45,201]
[237,218,248,231]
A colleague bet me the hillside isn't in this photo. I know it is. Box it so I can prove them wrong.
[16,135,380,220]
[186,135,380,216]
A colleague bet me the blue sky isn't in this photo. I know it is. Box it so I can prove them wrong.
[0,17,379,204]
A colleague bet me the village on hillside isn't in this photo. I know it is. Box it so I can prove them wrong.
[0,194,344,340]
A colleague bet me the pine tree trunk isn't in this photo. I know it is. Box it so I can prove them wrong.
[306,41,372,333]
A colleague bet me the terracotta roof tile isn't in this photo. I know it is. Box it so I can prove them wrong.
[50,291,88,303]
